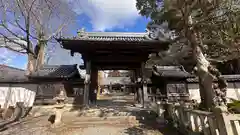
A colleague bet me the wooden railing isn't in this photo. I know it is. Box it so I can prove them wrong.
[165,103,240,135]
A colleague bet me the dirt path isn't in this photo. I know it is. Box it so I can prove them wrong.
[0,93,179,135]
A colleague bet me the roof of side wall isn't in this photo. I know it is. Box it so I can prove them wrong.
[29,64,84,80]
[0,64,27,83]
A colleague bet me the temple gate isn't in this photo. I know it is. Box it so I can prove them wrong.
[57,31,170,107]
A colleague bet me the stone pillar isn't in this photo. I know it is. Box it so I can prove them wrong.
[213,106,230,135]
[52,87,66,127]
[84,60,91,106]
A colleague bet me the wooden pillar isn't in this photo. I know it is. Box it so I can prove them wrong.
[141,62,149,107]
[109,82,112,92]
[90,67,98,104]
[97,71,103,99]
[132,69,136,101]
[84,60,91,106]
[133,69,138,103]
[136,68,144,106]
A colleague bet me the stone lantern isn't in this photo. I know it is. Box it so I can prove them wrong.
[52,84,66,126]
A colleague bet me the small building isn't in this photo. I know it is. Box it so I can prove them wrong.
[0,64,85,110]
[29,64,85,105]
[150,65,193,102]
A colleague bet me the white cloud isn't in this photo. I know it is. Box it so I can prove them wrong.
[0,48,15,64]
[46,43,83,65]
[0,38,27,69]
[66,0,140,31]
[0,48,26,69]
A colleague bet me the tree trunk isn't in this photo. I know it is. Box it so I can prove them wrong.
[25,41,36,75]
[26,53,36,75]
[193,45,214,110]
[185,15,215,110]
[35,43,46,70]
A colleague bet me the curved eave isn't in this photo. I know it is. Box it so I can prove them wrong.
[152,66,192,79]
[57,38,169,44]
[57,38,170,54]
[152,72,192,79]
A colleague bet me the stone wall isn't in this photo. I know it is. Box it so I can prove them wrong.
[188,82,240,103]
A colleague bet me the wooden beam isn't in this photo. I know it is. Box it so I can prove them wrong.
[93,56,147,63]
[93,62,142,70]
[61,41,167,54]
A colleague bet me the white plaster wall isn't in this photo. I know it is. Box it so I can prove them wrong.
[188,83,201,103]
[0,84,37,108]
[0,86,8,107]
[232,82,240,100]
[226,83,239,102]
[187,82,240,103]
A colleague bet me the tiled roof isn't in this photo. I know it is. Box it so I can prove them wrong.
[152,66,192,78]
[58,32,163,42]
[29,64,83,79]
[187,75,240,83]
[0,64,27,82]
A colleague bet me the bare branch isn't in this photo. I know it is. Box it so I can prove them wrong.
[46,23,66,41]
[0,45,26,54]
[13,12,27,32]
[0,0,77,70]
[0,23,26,41]
[0,33,27,49]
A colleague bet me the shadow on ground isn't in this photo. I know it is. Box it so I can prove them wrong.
[69,93,180,135]
[0,93,180,135]
[124,127,144,135]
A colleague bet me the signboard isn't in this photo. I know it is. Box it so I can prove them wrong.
[167,83,186,93]
[73,88,84,96]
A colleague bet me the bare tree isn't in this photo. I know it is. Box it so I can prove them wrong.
[0,0,77,73]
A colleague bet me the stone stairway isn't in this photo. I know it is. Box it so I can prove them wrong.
[62,107,140,127]
[1,92,180,135]
[62,116,139,127]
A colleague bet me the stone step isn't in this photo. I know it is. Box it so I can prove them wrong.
[64,108,132,117]
[63,116,137,122]
[66,119,139,125]
[62,116,139,127]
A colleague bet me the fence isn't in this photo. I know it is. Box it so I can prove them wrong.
[165,103,240,135]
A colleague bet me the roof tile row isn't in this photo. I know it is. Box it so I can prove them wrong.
[30,64,83,79]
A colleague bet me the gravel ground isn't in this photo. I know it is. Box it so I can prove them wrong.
[0,93,178,135]
[0,118,166,135]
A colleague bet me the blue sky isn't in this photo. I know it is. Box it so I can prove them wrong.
[0,0,150,69]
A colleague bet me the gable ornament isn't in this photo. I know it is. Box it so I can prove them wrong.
[77,28,88,39]
[145,23,174,42]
